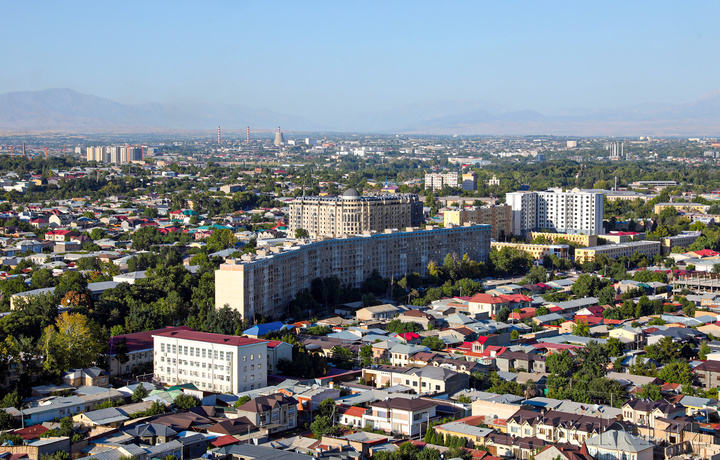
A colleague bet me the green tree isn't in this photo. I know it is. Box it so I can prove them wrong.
[638,384,662,401]
[42,312,105,373]
[421,336,445,351]
[657,361,694,386]
[233,395,252,408]
[131,384,149,403]
[174,393,200,410]
[318,398,336,419]
[310,415,340,437]
[295,228,309,239]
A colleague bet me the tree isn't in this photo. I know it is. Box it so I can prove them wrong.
[606,337,624,357]
[657,361,694,386]
[510,330,519,340]
[0,409,15,430]
[495,307,510,323]
[421,336,445,351]
[42,312,105,373]
[131,383,149,403]
[638,384,662,401]
[310,415,340,437]
[360,344,373,367]
[295,228,309,239]
[572,319,590,337]
[318,398,336,419]
[572,274,598,298]
[174,393,201,410]
[699,341,712,360]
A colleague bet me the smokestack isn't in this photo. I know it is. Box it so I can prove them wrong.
[22,142,25,156]
[247,126,250,143]
[217,126,221,144]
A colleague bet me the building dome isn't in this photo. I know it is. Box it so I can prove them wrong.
[342,188,361,199]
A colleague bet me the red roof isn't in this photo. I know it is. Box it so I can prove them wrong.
[12,425,49,440]
[469,293,531,304]
[152,330,268,347]
[338,405,368,417]
[396,332,420,341]
[693,249,719,257]
[211,435,241,447]
[108,326,194,355]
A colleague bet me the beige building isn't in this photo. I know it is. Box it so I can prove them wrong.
[461,172,477,191]
[444,206,511,241]
[574,240,660,262]
[288,189,423,239]
[529,232,597,247]
[425,172,458,190]
[660,231,701,255]
[153,329,268,393]
[216,225,491,321]
[654,202,710,214]
[491,241,570,260]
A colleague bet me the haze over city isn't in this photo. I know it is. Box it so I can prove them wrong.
[3,1,720,134]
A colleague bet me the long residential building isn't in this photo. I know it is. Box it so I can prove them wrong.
[216,224,491,321]
[443,205,511,241]
[491,241,570,261]
[506,188,603,236]
[425,172,458,190]
[574,240,661,262]
[86,146,143,164]
[288,189,423,239]
[153,329,268,393]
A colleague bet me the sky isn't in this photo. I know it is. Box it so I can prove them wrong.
[2,1,720,125]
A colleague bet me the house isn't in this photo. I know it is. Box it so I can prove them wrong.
[106,326,193,376]
[433,417,493,446]
[124,422,178,445]
[397,309,436,329]
[363,397,437,436]
[243,321,293,339]
[468,293,532,317]
[337,404,368,428]
[609,326,645,350]
[495,350,546,373]
[585,430,654,460]
[621,399,685,428]
[235,393,298,434]
[362,365,469,395]
[62,367,110,388]
[356,304,402,321]
[388,344,430,367]
[693,360,720,389]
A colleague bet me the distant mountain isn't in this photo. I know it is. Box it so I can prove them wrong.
[2,88,720,136]
[0,89,315,132]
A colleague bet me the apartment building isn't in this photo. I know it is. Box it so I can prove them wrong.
[506,188,603,236]
[490,241,570,261]
[107,326,193,376]
[153,329,268,393]
[86,146,143,164]
[654,202,710,214]
[288,190,423,239]
[574,241,660,262]
[216,225,491,321]
[425,172,458,190]
[444,205,511,240]
[661,231,702,255]
[529,232,597,247]
[461,172,477,191]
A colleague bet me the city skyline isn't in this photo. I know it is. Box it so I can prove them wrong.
[3,1,720,132]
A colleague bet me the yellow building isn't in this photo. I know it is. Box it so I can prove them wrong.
[654,203,710,214]
[529,232,597,247]
[574,241,660,262]
[490,241,570,260]
[444,205,511,241]
[660,231,702,255]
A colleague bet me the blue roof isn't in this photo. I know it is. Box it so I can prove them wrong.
[243,321,292,337]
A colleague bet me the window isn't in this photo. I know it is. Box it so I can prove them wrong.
[202,349,207,358]
[220,351,224,360]
[172,345,177,353]
[214,350,219,360]
[183,346,188,355]
[161,343,165,352]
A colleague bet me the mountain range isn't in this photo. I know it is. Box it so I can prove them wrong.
[1,88,720,136]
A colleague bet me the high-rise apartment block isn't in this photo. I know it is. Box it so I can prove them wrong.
[153,329,268,393]
[443,205,511,241]
[506,188,603,236]
[424,172,458,190]
[86,146,143,164]
[462,172,478,191]
[215,225,491,321]
[288,189,423,239]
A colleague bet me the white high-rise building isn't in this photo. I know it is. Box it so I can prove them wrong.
[506,188,603,236]
[424,172,458,190]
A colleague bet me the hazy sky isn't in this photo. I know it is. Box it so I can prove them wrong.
[3,1,720,123]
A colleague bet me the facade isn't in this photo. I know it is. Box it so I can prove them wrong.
[363,397,437,437]
[654,202,710,214]
[468,293,532,317]
[288,190,423,239]
[529,232,597,247]
[216,224,491,321]
[661,231,701,255]
[425,172,458,190]
[461,172,477,191]
[362,366,469,395]
[585,430,654,460]
[152,330,268,393]
[491,241,570,261]
[235,394,298,433]
[443,205,511,241]
[107,326,193,376]
[574,241,660,262]
[86,146,142,164]
[506,188,603,236]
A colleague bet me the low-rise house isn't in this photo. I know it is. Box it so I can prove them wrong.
[388,344,430,367]
[585,429,654,460]
[609,325,645,350]
[397,309,435,329]
[621,399,685,429]
[363,397,437,437]
[362,365,469,395]
[62,367,110,388]
[235,393,298,434]
[495,350,546,373]
[693,360,720,389]
[356,304,402,321]
[468,293,532,317]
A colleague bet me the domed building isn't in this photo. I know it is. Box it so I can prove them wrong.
[288,189,423,239]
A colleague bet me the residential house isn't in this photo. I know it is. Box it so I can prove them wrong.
[363,397,437,437]
[609,326,645,350]
[468,293,532,318]
[235,393,298,434]
[397,310,435,330]
[389,344,430,367]
[362,365,469,395]
[495,350,546,373]
[356,304,402,321]
[693,360,720,390]
[585,430,654,460]
[620,399,685,429]
[62,367,110,388]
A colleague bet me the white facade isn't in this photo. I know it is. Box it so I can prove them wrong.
[424,172,458,190]
[506,188,603,236]
[153,330,268,393]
